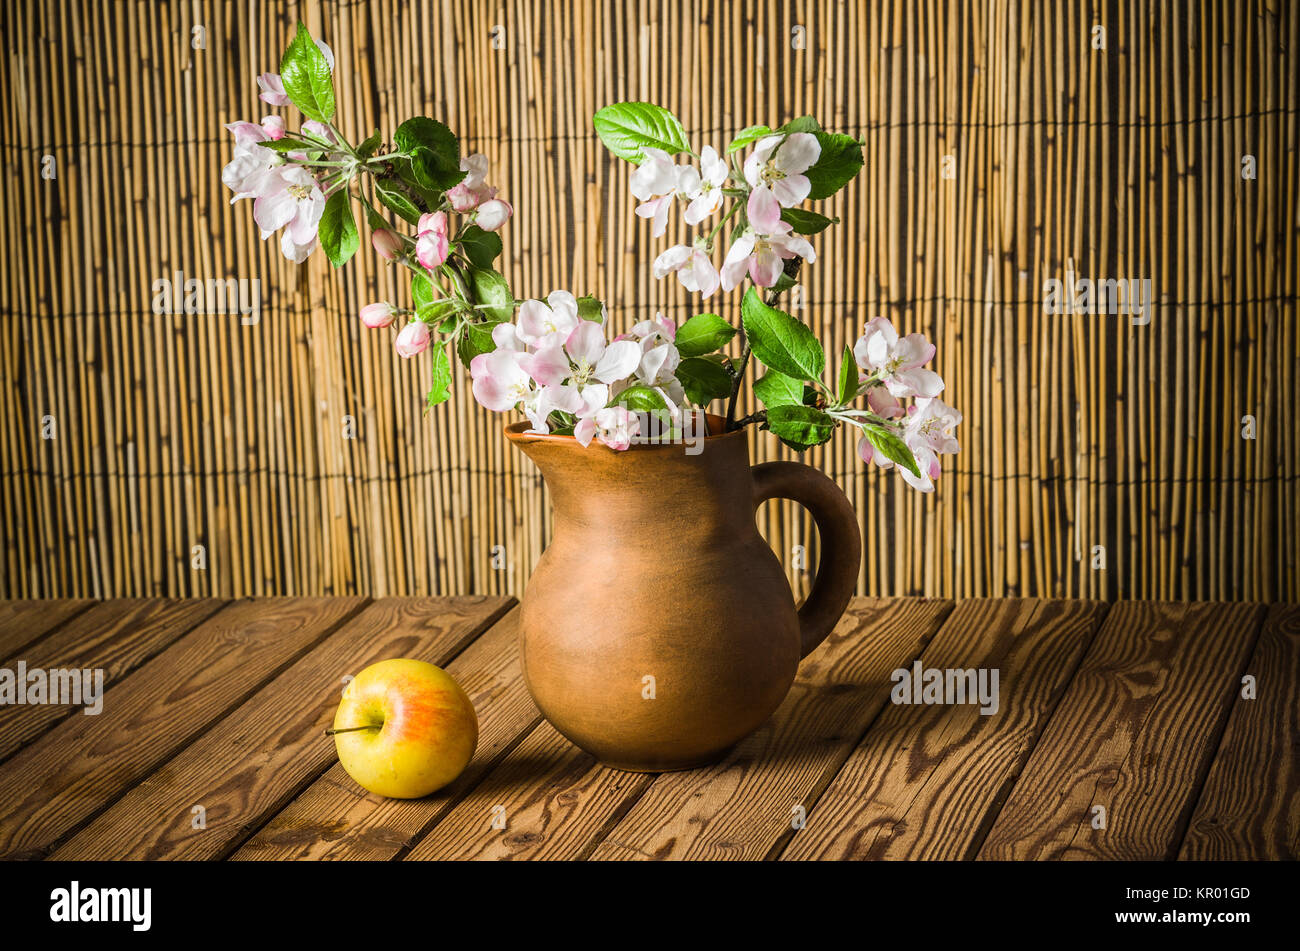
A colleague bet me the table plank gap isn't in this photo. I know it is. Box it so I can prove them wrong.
[778,599,1109,860]
[0,597,369,860]
[50,597,511,860]
[1178,603,1300,860]
[976,601,1268,860]
[0,599,97,662]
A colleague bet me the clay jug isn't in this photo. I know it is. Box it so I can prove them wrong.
[506,413,861,771]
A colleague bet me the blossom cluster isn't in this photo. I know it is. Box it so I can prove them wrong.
[224,24,518,411]
[637,134,820,298]
[224,35,512,274]
[470,293,686,450]
[848,319,962,492]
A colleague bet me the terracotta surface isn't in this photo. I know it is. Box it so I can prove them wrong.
[506,414,862,771]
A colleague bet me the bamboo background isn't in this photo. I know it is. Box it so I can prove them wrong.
[1,0,1296,601]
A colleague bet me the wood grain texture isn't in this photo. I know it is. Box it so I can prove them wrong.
[405,719,653,861]
[0,599,93,659]
[584,598,954,861]
[231,607,541,861]
[1179,604,1300,860]
[0,598,226,761]
[52,597,512,860]
[976,602,1268,860]
[2,2,1295,604]
[0,597,367,859]
[780,599,1108,860]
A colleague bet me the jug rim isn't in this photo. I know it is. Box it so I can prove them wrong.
[504,412,742,450]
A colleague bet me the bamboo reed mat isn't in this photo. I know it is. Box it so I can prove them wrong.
[1,1,1296,600]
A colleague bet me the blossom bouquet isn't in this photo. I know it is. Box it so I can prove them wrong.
[226,26,960,491]
[226,26,962,770]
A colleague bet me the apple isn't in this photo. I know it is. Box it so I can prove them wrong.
[329,658,477,798]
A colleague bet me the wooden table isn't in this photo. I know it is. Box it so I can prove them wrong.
[0,597,1294,861]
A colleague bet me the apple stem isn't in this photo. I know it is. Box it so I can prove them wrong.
[325,725,380,736]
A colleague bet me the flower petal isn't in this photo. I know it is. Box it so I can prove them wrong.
[775,132,821,174]
[594,339,642,383]
[747,186,784,234]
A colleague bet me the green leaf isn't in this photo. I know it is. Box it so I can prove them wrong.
[740,287,824,382]
[675,357,733,406]
[592,102,690,163]
[410,271,435,309]
[394,118,465,190]
[259,136,321,154]
[375,181,421,225]
[780,208,837,234]
[863,423,921,477]
[607,385,669,413]
[805,132,864,200]
[393,161,441,210]
[837,346,859,405]
[576,295,605,322]
[418,299,457,330]
[356,129,383,159]
[780,116,823,134]
[424,346,453,410]
[765,404,836,450]
[467,266,514,322]
[319,189,359,267]
[457,225,502,269]
[279,24,335,124]
[727,124,773,154]
[456,321,499,368]
[753,370,804,408]
[674,313,737,358]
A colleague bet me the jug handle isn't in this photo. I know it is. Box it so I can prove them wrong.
[751,461,863,659]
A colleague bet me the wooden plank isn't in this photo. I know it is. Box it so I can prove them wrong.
[780,599,1108,860]
[1179,604,1300,860]
[0,598,227,761]
[583,598,955,861]
[231,606,539,860]
[52,597,513,860]
[405,719,653,861]
[0,597,368,859]
[976,602,1267,860]
[0,599,94,659]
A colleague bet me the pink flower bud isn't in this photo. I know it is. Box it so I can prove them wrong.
[417,211,447,236]
[395,320,431,358]
[359,302,395,328]
[416,231,449,270]
[260,115,286,140]
[475,199,513,232]
[371,228,402,261]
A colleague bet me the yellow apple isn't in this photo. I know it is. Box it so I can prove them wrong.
[331,658,477,798]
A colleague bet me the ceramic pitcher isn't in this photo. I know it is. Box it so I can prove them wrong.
[506,413,861,771]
